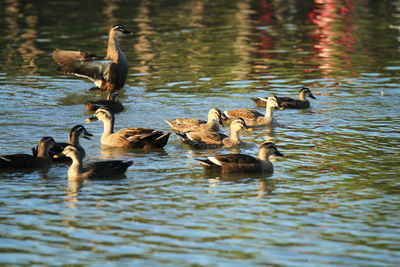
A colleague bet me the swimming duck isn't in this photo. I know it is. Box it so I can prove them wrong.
[223,95,283,126]
[251,87,316,109]
[176,118,252,149]
[84,91,124,113]
[165,107,223,133]
[58,145,132,179]
[0,137,56,170]
[33,125,92,162]
[195,142,283,173]
[53,24,131,92]
[86,107,170,149]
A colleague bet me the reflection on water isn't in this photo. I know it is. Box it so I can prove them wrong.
[0,0,400,266]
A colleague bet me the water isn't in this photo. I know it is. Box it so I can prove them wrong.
[1,0,399,266]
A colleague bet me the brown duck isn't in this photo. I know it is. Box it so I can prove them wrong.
[53,24,131,92]
[86,107,170,149]
[195,142,283,173]
[223,95,283,126]
[0,137,56,170]
[251,87,316,109]
[59,145,132,180]
[33,125,93,162]
[165,107,223,133]
[176,118,252,149]
[84,92,124,113]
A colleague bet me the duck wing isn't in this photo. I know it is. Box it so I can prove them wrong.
[0,154,36,169]
[165,118,208,133]
[83,160,133,179]
[185,131,227,144]
[224,109,263,119]
[53,49,112,83]
[209,154,258,165]
[277,96,308,108]
[250,97,268,108]
[116,128,170,148]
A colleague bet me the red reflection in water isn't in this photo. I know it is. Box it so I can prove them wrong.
[254,0,275,59]
[307,0,357,75]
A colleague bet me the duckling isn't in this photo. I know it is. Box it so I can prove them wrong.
[176,118,252,149]
[53,24,132,92]
[86,107,170,149]
[223,95,283,126]
[251,87,316,109]
[165,107,223,133]
[84,91,124,113]
[58,145,132,179]
[0,137,56,170]
[195,142,283,173]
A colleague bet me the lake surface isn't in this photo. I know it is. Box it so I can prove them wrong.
[0,0,399,266]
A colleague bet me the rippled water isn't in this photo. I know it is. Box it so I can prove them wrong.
[1,0,400,266]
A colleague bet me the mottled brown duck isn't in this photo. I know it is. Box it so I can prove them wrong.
[176,118,252,149]
[53,24,131,92]
[165,107,223,133]
[195,142,283,173]
[223,95,283,126]
[86,107,170,149]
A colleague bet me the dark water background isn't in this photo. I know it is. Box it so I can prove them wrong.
[0,0,399,266]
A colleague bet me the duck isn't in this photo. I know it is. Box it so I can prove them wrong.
[53,24,132,92]
[86,107,170,149]
[165,107,223,133]
[251,87,316,109]
[58,145,132,179]
[84,91,124,113]
[223,95,283,126]
[32,125,92,162]
[195,142,283,173]
[176,118,252,149]
[0,137,56,170]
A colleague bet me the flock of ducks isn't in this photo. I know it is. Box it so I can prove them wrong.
[0,24,317,180]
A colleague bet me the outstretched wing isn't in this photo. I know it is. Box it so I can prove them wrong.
[53,49,112,83]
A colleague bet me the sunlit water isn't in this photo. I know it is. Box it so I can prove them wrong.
[0,0,399,266]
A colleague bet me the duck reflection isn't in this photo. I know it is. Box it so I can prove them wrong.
[206,174,276,198]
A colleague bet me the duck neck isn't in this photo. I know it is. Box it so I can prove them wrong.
[258,152,270,161]
[37,143,51,161]
[101,116,115,139]
[68,154,84,178]
[298,91,306,101]
[107,31,121,62]
[206,119,217,130]
[265,104,275,120]
[229,128,241,144]
[69,133,80,147]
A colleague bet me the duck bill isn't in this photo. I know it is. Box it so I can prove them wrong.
[83,133,93,140]
[309,93,316,99]
[123,29,132,35]
[53,151,65,159]
[83,129,94,140]
[246,127,253,132]
[86,116,97,123]
[218,118,224,127]
[275,150,284,157]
